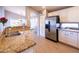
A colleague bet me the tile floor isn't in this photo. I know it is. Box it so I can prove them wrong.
[22,31,79,53]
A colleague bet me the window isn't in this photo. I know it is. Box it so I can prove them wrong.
[6,17,26,27]
[30,17,38,29]
[61,23,79,28]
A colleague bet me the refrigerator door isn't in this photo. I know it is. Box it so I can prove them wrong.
[45,16,59,42]
[45,20,50,38]
[49,18,58,41]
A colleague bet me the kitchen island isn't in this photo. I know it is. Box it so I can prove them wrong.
[0,30,36,53]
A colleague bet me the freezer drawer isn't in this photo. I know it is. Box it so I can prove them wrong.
[45,29,58,42]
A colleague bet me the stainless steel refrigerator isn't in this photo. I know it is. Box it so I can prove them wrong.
[45,16,60,42]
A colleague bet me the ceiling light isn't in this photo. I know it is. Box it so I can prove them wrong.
[42,6,46,9]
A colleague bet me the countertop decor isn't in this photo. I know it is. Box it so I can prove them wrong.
[0,17,8,25]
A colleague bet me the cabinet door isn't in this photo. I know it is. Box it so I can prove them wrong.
[59,30,78,47]
[64,31,70,44]
[59,30,67,43]
[77,33,79,48]
[59,10,68,22]
[67,8,79,22]
[65,31,77,47]
[59,30,63,42]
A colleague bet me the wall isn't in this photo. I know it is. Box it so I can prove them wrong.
[0,6,5,17]
[26,7,30,27]
[5,10,25,20]
[26,7,40,27]
[5,10,26,27]
[4,6,26,16]
[40,9,48,37]
[26,7,48,37]
[26,7,40,35]
[48,6,79,22]
[0,6,5,31]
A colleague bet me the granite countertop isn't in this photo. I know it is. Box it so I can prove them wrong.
[0,31,3,36]
[0,31,36,53]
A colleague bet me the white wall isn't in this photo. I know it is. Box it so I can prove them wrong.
[4,6,26,16]
[26,7,40,35]
[40,15,45,37]
[4,10,25,29]
[48,6,79,22]
[0,6,5,17]
[0,6,5,31]
[40,9,47,37]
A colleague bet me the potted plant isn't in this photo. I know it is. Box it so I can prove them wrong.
[0,17,8,25]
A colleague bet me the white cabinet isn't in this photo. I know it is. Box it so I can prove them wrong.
[64,31,71,44]
[67,8,79,22]
[59,30,67,43]
[59,30,78,48]
[59,30,72,45]
[66,31,77,47]
[77,33,79,48]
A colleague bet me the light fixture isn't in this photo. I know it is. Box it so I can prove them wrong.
[42,6,46,9]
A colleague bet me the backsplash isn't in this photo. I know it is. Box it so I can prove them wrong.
[60,22,79,29]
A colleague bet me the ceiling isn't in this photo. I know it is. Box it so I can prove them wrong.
[31,6,72,12]
[4,6,72,16]
[4,6,26,16]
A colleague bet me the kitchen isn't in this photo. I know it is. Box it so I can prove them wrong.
[0,6,79,52]
[48,6,79,49]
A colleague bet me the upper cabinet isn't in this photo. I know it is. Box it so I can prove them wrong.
[67,8,79,22]
[59,10,69,22]
[48,7,79,22]
[0,6,5,17]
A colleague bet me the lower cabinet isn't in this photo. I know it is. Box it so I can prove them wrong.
[68,32,77,47]
[59,30,69,43]
[59,30,78,48]
[77,34,79,48]
[59,30,66,43]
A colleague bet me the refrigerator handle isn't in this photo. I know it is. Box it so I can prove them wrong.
[48,21,50,32]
